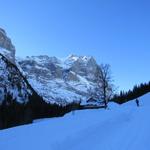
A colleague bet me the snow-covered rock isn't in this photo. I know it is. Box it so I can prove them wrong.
[0,53,32,104]
[17,55,101,104]
[0,28,15,63]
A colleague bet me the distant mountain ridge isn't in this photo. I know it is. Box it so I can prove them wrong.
[0,28,103,105]
[17,54,102,104]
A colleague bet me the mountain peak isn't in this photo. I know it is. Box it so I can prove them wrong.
[0,28,16,63]
[66,54,94,62]
[18,54,101,104]
[67,54,79,61]
[0,28,6,35]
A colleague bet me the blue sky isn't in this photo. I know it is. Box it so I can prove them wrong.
[0,0,150,91]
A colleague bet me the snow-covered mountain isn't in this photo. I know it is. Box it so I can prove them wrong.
[0,53,34,104]
[0,93,149,150]
[0,27,103,105]
[17,54,101,104]
[0,28,36,104]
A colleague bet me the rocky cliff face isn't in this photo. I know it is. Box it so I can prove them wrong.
[0,53,33,104]
[18,55,101,104]
[0,28,15,62]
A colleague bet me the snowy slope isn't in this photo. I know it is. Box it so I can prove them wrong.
[0,93,150,150]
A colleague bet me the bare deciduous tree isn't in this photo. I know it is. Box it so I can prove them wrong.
[97,64,115,108]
